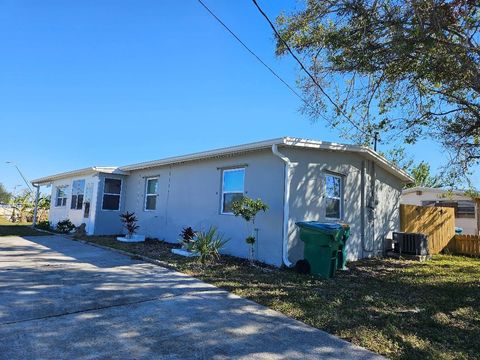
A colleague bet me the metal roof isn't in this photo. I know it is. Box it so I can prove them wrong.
[31,167,129,185]
[31,137,414,185]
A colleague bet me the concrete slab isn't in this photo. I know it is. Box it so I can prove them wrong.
[0,235,384,359]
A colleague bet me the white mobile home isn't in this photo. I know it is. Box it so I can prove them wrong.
[32,137,412,267]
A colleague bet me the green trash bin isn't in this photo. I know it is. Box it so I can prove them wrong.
[337,223,350,270]
[296,221,345,278]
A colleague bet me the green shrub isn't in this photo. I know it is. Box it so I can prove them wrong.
[36,220,51,231]
[119,211,139,238]
[231,196,268,261]
[191,226,228,264]
[56,219,75,234]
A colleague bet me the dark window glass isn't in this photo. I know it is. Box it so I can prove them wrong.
[104,179,121,194]
[222,193,244,213]
[326,198,340,219]
[76,195,84,209]
[71,195,77,209]
[102,195,120,211]
[146,196,156,210]
[84,202,90,218]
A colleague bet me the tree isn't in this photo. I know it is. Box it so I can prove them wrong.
[407,161,444,188]
[0,183,12,204]
[9,189,34,222]
[232,197,268,261]
[381,148,444,188]
[275,0,480,182]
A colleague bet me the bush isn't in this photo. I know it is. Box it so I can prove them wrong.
[119,211,139,238]
[56,219,75,234]
[36,220,51,231]
[180,226,196,248]
[191,226,228,264]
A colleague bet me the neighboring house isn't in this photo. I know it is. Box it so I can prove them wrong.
[401,187,480,235]
[32,137,412,267]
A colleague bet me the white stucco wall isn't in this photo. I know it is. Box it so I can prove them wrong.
[115,150,286,266]
[44,147,407,266]
[48,174,99,235]
[284,147,404,263]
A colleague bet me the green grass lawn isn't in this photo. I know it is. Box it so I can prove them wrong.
[81,236,480,360]
[0,217,46,236]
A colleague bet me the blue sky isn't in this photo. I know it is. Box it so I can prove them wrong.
[1,0,478,194]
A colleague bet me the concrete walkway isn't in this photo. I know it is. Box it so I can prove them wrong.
[0,235,383,359]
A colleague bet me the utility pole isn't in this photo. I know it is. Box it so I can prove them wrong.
[6,162,33,193]
[373,131,380,152]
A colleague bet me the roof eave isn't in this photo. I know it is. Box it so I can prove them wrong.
[31,167,128,185]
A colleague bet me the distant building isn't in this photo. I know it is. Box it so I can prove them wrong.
[401,187,479,235]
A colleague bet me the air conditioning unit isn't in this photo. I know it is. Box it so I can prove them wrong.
[393,232,429,256]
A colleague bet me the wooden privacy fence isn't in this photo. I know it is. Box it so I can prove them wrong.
[400,204,455,254]
[449,235,480,257]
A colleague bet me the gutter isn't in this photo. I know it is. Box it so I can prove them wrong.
[271,144,293,267]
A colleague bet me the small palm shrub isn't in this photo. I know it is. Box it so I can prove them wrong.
[56,219,75,233]
[120,211,140,238]
[179,226,196,249]
[191,226,228,264]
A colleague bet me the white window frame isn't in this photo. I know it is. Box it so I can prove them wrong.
[144,177,159,211]
[101,178,122,211]
[325,173,343,220]
[55,186,68,207]
[221,167,245,215]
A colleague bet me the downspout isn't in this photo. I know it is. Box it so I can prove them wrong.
[272,144,293,267]
[32,184,40,227]
[361,160,374,255]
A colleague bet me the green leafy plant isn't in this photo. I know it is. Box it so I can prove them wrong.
[245,235,256,245]
[56,219,75,233]
[232,197,268,261]
[120,211,139,238]
[190,226,228,264]
[36,220,51,231]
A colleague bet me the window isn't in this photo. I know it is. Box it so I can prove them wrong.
[457,200,476,218]
[55,187,68,207]
[144,177,158,211]
[102,178,122,210]
[221,168,245,214]
[325,174,342,219]
[70,179,85,210]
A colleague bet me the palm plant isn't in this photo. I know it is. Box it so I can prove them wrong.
[120,211,139,238]
[190,226,228,264]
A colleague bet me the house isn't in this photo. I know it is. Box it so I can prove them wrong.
[401,187,480,235]
[31,137,413,267]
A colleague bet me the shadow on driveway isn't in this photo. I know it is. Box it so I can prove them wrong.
[0,235,383,359]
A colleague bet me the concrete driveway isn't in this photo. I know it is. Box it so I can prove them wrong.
[0,235,383,359]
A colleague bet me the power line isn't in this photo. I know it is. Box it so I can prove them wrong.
[251,0,369,137]
[196,0,308,106]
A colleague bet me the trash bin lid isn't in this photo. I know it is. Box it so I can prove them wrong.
[296,221,344,234]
